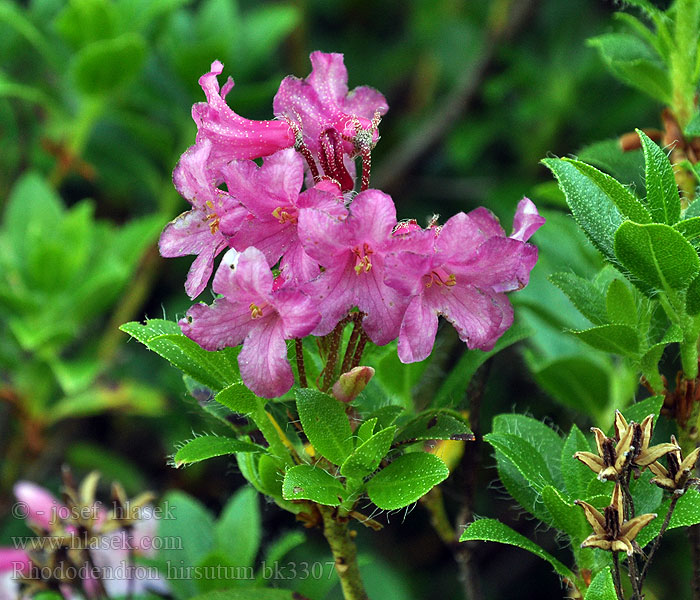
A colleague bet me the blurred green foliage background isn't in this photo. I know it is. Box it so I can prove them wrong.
[0,0,684,598]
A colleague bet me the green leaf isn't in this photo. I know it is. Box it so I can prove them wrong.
[617,395,664,429]
[637,129,681,225]
[588,33,671,103]
[562,158,652,224]
[173,436,263,467]
[192,590,295,600]
[158,491,215,599]
[71,33,146,95]
[120,321,238,391]
[433,321,531,407]
[675,216,700,244]
[530,356,611,419]
[282,464,345,506]
[459,518,576,581]
[549,272,608,326]
[641,325,684,374]
[606,279,637,325]
[584,568,617,600]
[216,487,261,568]
[541,485,587,540]
[542,158,624,263]
[340,426,397,479]
[492,414,564,487]
[214,382,258,415]
[687,109,700,136]
[356,418,378,445]
[366,453,449,510]
[295,388,353,466]
[570,324,640,356]
[561,424,595,500]
[394,410,473,443]
[485,432,556,494]
[614,222,700,290]
[577,139,645,194]
[53,0,118,49]
[636,489,700,547]
[688,275,700,315]
[48,381,165,423]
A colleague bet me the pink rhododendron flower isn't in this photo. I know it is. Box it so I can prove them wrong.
[384,198,544,363]
[193,61,294,168]
[274,52,388,190]
[298,189,408,345]
[221,148,344,284]
[13,481,63,530]
[159,140,247,299]
[180,247,321,397]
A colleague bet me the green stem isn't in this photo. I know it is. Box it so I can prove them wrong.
[639,493,681,589]
[319,506,368,600]
[671,0,699,129]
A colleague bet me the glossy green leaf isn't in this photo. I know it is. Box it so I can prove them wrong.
[492,414,564,487]
[637,129,681,225]
[366,453,449,510]
[570,324,639,356]
[561,424,594,500]
[614,221,699,290]
[584,568,617,600]
[173,436,263,467]
[636,489,700,547]
[394,409,473,443]
[577,139,645,194]
[282,464,344,506]
[216,487,261,568]
[605,279,637,325]
[120,321,238,391]
[541,485,587,540]
[459,518,576,581]
[340,426,396,479]
[214,382,258,415]
[71,33,146,95]
[485,432,556,493]
[549,272,608,326]
[296,388,353,466]
[356,418,378,445]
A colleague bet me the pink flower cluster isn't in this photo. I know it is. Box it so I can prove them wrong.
[161,52,544,398]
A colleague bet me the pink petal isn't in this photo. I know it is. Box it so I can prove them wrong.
[355,262,407,346]
[0,549,30,573]
[13,482,62,530]
[397,296,439,363]
[307,51,349,109]
[427,284,506,351]
[233,247,275,300]
[307,261,357,336]
[231,216,296,267]
[185,242,227,299]
[193,61,294,166]
[511,197,546,242]
[344,85,389,121]
[384,251,434,297]
[435,212,496,263]
[298,206,351,263]
[172,141,214,210]
[274,288,321,338]
[222,149,304,219]
[180,298,251,351]
[159,209,218,258]
[455,237,538,292]
[347,190,397,245]
[238,320,294,398]
[280,241,320,285]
